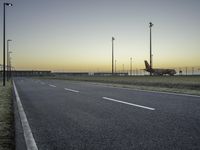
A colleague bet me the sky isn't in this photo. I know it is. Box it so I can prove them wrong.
[0,0,200,72]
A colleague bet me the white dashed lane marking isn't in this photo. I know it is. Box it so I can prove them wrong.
[48,84,56,88]
[102,97,155,111]
[64,88,79,93]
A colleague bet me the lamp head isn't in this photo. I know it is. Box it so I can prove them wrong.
[5,3,13,6]
[149,22,153,27]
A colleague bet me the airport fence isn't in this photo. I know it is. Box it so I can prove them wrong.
[118,66,200,76]
[1,65,200,76]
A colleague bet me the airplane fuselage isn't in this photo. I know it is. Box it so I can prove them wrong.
[144,60,176,76]
[146,68,176,76]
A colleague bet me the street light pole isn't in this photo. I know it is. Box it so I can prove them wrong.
[115,59,117,74]
[3,3,6,86]
[8,51,12,80]
[130,57,132,76]
[112,37,115,75]
[149,22,153,76]
[3,3,12,86]
[7,39,12,81]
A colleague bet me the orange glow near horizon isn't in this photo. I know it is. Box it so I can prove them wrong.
[0,0,199,72]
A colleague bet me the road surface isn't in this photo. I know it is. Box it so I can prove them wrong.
[14,77,200,150]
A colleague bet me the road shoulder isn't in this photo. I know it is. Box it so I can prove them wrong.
[0,81,15,150]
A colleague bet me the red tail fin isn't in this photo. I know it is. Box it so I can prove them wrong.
[144,60,151,70]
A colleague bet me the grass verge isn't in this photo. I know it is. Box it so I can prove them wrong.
[0,81,14,150]
[41,76,200,96]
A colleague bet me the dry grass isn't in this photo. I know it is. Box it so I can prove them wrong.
[0,81,14,150]
[45,75,200,95]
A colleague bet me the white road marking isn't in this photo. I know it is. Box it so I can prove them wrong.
[49,84,56,88]
[137,89,200,98]
[86,82,200,98]
[64,88,79,93]
[102,97,155,111]
[13,81,38,150]
[115,87,200,98]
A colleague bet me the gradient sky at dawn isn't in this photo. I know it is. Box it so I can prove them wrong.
[0,0,200,72]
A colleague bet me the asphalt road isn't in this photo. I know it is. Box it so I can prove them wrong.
[14,77,200,150]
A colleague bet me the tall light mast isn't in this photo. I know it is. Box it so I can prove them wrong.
[112,37,115,75]
[149,22,153,76]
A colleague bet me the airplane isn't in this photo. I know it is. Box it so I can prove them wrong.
[144,60,176,76]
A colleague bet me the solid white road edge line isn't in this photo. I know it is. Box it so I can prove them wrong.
[64,88,79,93]
[48,84,56,87]
[102,97,155,111]
[116,87,200,98]
[83,82,200,98]
[13,81,38,150]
